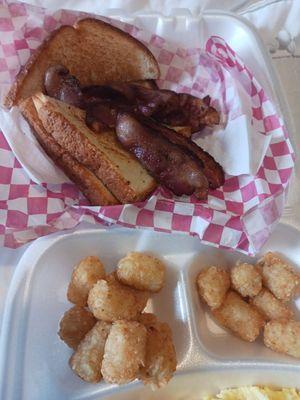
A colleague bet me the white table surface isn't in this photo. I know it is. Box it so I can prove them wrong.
[1,0,300,333]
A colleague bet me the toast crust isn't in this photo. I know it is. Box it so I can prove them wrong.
[57,153,118,206]
[5,18,160,108]
[19,97,118,206]
[4,26,71,109]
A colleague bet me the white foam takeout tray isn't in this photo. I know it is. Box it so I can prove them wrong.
[1,10,299,400]
[0,223,300,400]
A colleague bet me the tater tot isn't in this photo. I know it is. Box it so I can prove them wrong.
[69,320,111,383]
[139,314,177,389]
[58,306,96,349]
[264,320,300,358]
[251,288,294,321]
[67,256,106,306]
[231,263,262,298]
[197,266,230,309]
[117,252,166,292]
[138,312,158,326]
[101,320,147,384]
[212,291,265,342]
[257,252,300,302]
[87,274,149,321]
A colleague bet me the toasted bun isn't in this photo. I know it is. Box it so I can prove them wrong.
[19,97,118,206]
[5,18,160,108]
[32,93,157,203]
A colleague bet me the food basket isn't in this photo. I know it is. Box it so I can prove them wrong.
[0,3,295,255]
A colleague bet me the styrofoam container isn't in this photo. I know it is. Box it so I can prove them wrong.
[1,10,299,399]
[0,223,299,400]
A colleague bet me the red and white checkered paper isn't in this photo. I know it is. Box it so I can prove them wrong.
[0,1,295,254]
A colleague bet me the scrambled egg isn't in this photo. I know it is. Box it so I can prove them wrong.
[204,386,300,400]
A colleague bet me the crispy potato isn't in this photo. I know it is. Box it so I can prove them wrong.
[138,312,158,326]
[197,266,230,309]
[117,252,166,292]
[69,320,111,383]
[212,291,265,342]
[101,320,147,384]
[264,320,300,358]
[67,256,106,306]
[231,263,262,298]
[257,252,300,302]
[87,274,150,321]
[251,288,294,321]
[139,314,177,389]
[58,306,96,349]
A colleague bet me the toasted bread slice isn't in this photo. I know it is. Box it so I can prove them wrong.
[32,93,157,203]
[5,18,160,108]
[19,98,118,206]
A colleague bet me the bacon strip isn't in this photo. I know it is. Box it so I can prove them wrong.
[116,112,209,199]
